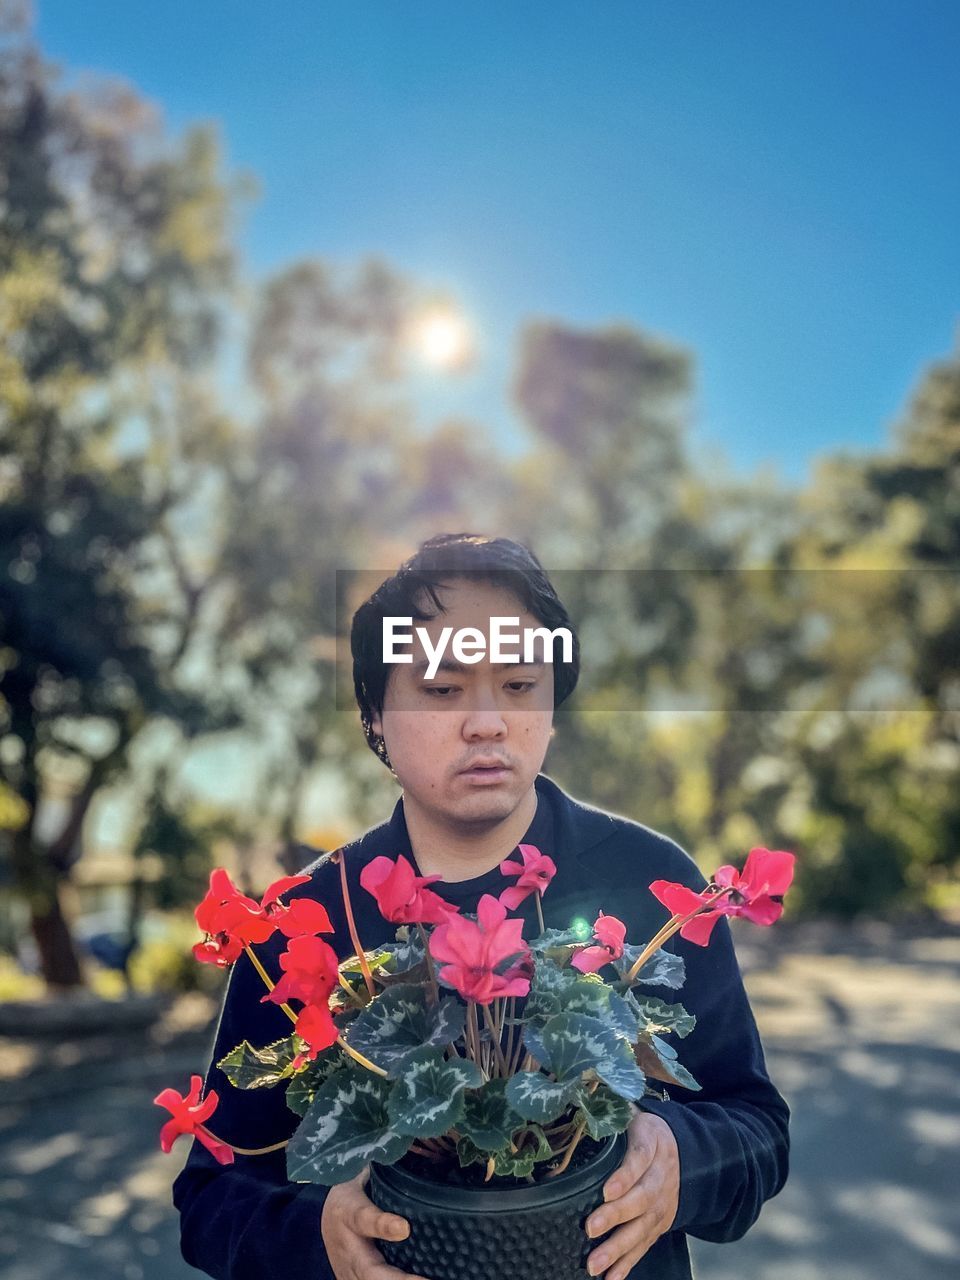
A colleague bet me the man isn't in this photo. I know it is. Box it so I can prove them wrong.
[173,532,789,1280]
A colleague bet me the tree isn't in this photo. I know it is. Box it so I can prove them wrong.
[0,10,245,985]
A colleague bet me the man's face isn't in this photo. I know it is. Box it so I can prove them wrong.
[370,578,556,831]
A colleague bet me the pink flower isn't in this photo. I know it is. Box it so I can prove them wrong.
[498,844,557,910]
[428,894,532,1005]
[261,934,340,1009]
[570,912,627,973]
[713,847,795,926]
[154,1075,234,1164]
[360,854,458,926]
[648,881,728,946]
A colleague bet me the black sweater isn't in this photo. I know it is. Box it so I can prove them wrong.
[172,773,789,1279]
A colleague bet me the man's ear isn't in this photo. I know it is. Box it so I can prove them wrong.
[371,712,383,736]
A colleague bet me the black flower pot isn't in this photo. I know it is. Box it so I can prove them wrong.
[368,1131,628,1280]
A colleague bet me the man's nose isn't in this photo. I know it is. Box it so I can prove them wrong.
[461,690,508,739]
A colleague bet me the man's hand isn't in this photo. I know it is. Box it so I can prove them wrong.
[321,1166,428,1280]
[583,1109,680,1280]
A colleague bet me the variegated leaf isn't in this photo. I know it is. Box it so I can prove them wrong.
[286,1069,411,1185]
[615,945,685,990]
[505,1070,583,1124]
[344,984,465,1077]
[529,927,583,953]
[577,1083,635,1139]
[386,1046,483,1139]
[285,1049,346,1117]
[630,995,696,1038]
[525,1013,647,1101]
[459,1078,524,1152]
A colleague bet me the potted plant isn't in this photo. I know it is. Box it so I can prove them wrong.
[156,843,795,1280]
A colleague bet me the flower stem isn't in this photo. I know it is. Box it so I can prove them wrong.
[243,945,298,1024]
[243,945,385,1077]
[482,1001,510,1076]
[417,922,440,1006]
[547,1117,586,1178]
[534,891,545,936]
[201,1126,289,1156]
[336,1035,388,1077]
[622,887,733,984]
[334,849,376,997]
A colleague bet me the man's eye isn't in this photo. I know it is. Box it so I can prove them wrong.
[506,681,537,693]
[423,685,458,697]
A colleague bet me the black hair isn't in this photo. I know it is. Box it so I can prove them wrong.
[351,533,580,769]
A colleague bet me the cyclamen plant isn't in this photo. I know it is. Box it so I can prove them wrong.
[156,843,795,1186]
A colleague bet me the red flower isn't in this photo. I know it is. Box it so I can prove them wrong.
[193,869,275,966]
[428,894,531,1005]
[360,854,458,926]
[154,1075,234,1165]
[570,912,627,973]
[648,880,727,946]
[192,869,333,967]
[261,934,340,1009]
[713,847,795,926]
[259,875,334,938]
[292,1001,340,1058]
[498,844,557,910]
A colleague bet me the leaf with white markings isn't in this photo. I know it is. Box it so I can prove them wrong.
[344,984,465,1077]
[524,1013,647,1100]
[386,1046,483,1139]
[287,1069,411,1184]
[505,1071,583,1124]
[615,946,685,990]
[629,994,695,1038]
[577,1084,635,1139]
[285,1049,346,1117]
[459,1078,524,1152]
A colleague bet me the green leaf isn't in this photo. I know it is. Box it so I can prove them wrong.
[505,1071,583,1124]
[616,946,686,990]
[513,1122,555,1163]
[494,1146,537,1178]
[286,1069,411,1185]
[344,984,465,1077]
[217,1035,301,1090]
[285,1049,345,1117]
[524,1013,647,1100]
[630,995,696,1038]
[635,1034,702,1092]
[529,927,583,953]
[577,1084,635,1139]
[456,1134,488,1168]
[386,1046,483,1139]
[459,1078,524,1152]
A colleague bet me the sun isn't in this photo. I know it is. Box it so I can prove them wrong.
[408,305,474,372]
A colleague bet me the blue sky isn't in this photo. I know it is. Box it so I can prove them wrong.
[35,0,960,486]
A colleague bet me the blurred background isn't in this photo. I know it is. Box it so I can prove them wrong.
[0,1,958,1277]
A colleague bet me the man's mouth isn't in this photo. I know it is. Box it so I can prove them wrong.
[459,759,512,782]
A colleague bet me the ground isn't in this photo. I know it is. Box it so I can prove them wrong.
[1,918,958,1280]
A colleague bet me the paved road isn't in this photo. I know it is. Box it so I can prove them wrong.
[1,921,958,1280]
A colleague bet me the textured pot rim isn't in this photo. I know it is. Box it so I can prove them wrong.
[369,1130,627,1212]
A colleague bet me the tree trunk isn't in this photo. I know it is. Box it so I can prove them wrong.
[12,826,86,990]
[29,882,85,990]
